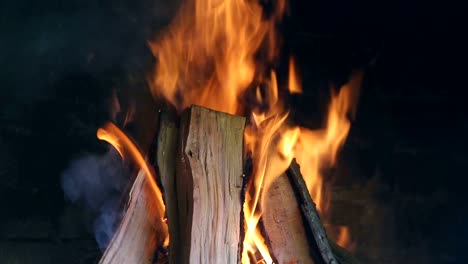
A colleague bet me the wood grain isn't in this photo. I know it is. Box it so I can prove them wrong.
[262,173,316,264]
[99,170,167,264]
[174,105,246,264]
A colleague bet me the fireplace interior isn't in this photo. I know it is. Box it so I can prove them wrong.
[0,0,467,263]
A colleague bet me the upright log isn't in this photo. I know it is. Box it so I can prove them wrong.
[172,105,246,264]
[155,110,179,263]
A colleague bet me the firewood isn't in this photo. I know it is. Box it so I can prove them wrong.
[99,170,167,264]
[97,122,168,264]
[262,173,316,264]
[155,110,179,263]
[286,159,361,264]
[171,105,246,264]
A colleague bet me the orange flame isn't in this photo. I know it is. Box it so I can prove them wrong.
[151,0,287,261]
[336,226,356,252]
[96,123,167,236]
[149,0,362,260]
[295,72,362,212]
[149,0,285,115]
[288,56,302,94]
[243,112,291,264]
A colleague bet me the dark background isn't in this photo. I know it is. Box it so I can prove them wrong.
[1,0,467,263]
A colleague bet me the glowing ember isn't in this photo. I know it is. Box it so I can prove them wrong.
[146,0,362,261]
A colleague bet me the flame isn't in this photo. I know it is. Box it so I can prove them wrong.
[149,0,362,260]
[96,122,167,240]
[293,72,362,253]
[242,68,300,263]
[151,0,287,260]
[295,72,362,212]
[336,226,356,252]
[149,0,285,115]
[288,56,302,94]
[242,71,361,260]
[242,112,291,264]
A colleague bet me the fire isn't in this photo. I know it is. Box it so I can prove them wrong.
[242,112,291,264]
[336,226,356,252]
[148,0,285,115]
[96,122,168,243]
[293,72,362,251]
[147,0,362,261]
[288,56,302,94]
[150,0,287,259]
[295,71,362,212]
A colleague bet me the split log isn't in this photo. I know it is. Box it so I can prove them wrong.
[155,110,179,263]
[99,170,166,264]
[262,173,316,264]
[286,159,361,264]
[171,105,246,264]
[98,122,168,264]
[285,159,337,264]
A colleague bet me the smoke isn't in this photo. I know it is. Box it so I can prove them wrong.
[61,147,130,251]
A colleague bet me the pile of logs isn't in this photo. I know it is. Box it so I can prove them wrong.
[99,105,360,264]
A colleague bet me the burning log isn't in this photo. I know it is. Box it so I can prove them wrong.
[155,110,179,263]
[97,122,168,264]
[286,159,361,264]
[262,173,316,263]
[170,105,246,263]
[98,107,360,264]
[99,170,167,264]
[285,159,338,264]
[261,160,361,264]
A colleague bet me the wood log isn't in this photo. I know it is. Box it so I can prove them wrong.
[98,111,359,264]
[262,173,316,264]
[99,170,166,264]
[171,105,246,264]
[286,159,361,264]
[98,122,168,264]
[155,110,179,263]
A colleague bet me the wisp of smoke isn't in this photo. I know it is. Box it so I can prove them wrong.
[61,147,129,251]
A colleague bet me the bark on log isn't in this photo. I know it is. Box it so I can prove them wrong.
[172,105,246,264]
[262,173,316,264]
[286,159,361,264]
[99,170,167,264]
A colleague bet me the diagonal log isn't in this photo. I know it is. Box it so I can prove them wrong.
[262,173,317,264]
[97,122,168,264]
[286,159,361,264]
[99,170,167,264]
